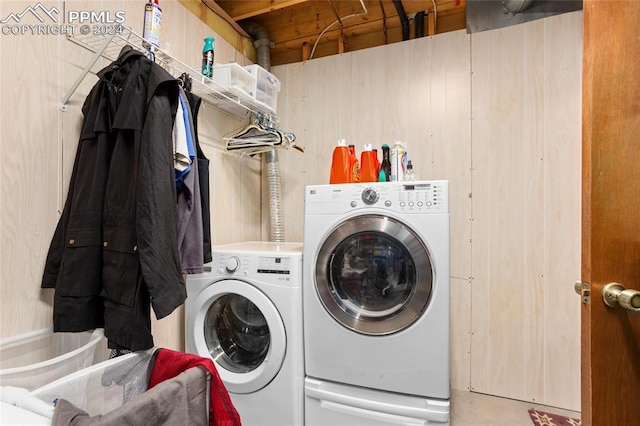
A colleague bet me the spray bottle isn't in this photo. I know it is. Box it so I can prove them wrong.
[202,37,215,78]
[142,0,162,49]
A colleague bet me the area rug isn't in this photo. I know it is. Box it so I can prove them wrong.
[529,409,582,426]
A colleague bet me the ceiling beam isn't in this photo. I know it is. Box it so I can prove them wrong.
[200,0,251,37]
[219,0,313,21]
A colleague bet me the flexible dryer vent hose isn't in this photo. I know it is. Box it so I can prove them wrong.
[265,150,284,242]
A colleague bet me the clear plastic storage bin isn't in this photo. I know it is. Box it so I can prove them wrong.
[209,63,256,100]
[243,64,281,114]
[0,328,105,391]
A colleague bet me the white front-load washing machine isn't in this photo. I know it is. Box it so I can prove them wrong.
[303,181,450,425]
[185,241,303,426]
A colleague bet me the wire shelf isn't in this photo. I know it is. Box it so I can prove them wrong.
[61,26,272,119]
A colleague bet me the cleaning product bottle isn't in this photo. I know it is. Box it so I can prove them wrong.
[348,144,360,183]
[379,144,392,182]
[330,139,351,184]
[360,144,378,183]
[142,0,162,49]
[404,160,415,181]
[372,148,380,174]
[202,37,215,78]
[390,140,407,182]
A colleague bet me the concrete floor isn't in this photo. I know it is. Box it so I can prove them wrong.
[451,389,581,425]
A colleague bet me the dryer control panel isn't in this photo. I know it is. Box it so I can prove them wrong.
[305,180,449,215]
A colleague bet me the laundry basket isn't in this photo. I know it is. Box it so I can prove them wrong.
[29,351,155,417]
[0,328,105,391]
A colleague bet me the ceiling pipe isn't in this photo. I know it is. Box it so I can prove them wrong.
[240,22,285,242]
[392,0,410,41]
[415,11,426,38]
[241,21,272,71]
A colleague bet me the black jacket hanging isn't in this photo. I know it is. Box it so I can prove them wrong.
[41,46,185,351]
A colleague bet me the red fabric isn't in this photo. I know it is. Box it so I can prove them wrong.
[149,348,241,426]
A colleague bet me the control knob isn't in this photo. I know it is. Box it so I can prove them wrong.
[362,188,379,205]
[225,256,240,273]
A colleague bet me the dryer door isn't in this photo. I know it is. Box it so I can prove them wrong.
[190,279,286,394]
[315,214,434,335]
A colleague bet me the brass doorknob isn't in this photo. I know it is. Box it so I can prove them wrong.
[602,283,640,312]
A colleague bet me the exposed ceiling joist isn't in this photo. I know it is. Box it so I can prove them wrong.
[222,0,313,21]
[201,0,468,65]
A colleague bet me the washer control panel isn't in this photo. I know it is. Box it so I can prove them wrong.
[213,251,302,285]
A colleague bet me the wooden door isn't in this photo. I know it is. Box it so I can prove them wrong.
[581,0,640,425]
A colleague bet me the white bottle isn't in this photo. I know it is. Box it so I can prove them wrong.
[143,0,162,49]
[390,141,407,182]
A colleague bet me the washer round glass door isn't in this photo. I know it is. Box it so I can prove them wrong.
[315,214,434,335]
[191,279,286,394]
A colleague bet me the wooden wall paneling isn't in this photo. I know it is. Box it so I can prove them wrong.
[376,42,411,142]
[428,30,473,391]
[450,277,472,390]
[467,25,491,395]
[207,113,243,243]
[470,13,582,410]
[0,0,62,338]
[194,106,254,246]
[158,0,187,60]
[401,38,432,180]
[429,30,472,281]
[271,62,307,243]
[540,12,581,411]
[244,155,263,242]
[521,18,546,407]
[424,33,450,180]
[301,55,344,185]
[348,48,386,149]
[470,23,528,400]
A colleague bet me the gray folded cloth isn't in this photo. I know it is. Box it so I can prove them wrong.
[52,367,208,426]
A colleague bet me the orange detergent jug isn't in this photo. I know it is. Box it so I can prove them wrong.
[330,139,351,184]
[360,143,378,182]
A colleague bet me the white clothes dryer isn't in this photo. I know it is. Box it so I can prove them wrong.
[303,181,450,425]
[185,242,304,426]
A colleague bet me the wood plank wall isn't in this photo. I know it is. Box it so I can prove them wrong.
[273,12,582,410]
[0,0,262,353]
[470,13,582,411]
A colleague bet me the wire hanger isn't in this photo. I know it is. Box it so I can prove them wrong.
[177,73,192,92]
[224,113,303,157]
